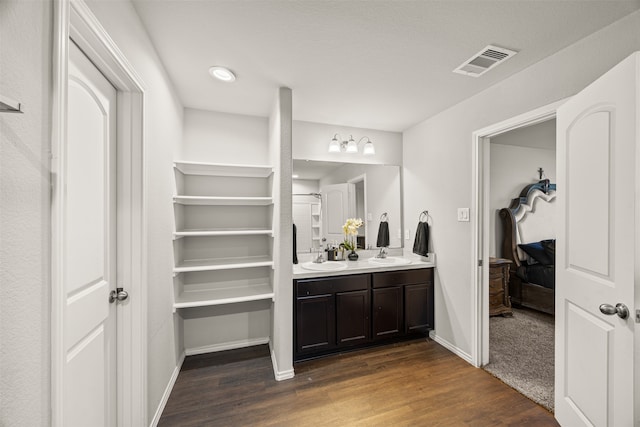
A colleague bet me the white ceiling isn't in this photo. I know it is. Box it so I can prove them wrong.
[132,0,640,132]
[491,118,556,151]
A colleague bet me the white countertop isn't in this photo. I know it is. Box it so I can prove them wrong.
[292,253,435,279]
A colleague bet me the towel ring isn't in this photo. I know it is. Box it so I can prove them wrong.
[380,212,388,222]
[419,210,430,223]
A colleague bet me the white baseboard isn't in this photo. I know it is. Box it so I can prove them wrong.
[269,342,295,381]
[429,330,474,365]
[185,337,270,356]
[149,351,185,427]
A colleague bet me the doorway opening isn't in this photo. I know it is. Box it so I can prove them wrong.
[471,99,566,411]
[483,118,557,411]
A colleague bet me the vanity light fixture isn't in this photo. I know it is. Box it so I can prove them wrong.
[329,134,375,155]
[208,66,236,82]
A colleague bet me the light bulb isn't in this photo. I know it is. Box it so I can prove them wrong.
[363,140,375,155]
[328,137,341,153]
[346,136,358,153]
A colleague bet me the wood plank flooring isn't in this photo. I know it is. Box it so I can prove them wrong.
[159,339,559,426]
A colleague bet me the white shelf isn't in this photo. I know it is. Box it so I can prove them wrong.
[174,256,274,274]
[174,283,274,309]
[174,195,273,206]
[174,161,273,177]
[174,228,273,239]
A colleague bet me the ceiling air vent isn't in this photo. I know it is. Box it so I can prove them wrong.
[453,45,518,77]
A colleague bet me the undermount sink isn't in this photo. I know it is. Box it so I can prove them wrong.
[300,261,349,272]
[368,256,412,266]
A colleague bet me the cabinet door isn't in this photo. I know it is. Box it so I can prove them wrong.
[296,294,335,355]
[373,287,403,340]
[336,289,371,347]
[405,283,433,334]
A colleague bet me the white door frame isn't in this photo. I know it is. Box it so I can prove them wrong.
[51,1,147,426]
[470,99,566,367]
[347,173,367,245]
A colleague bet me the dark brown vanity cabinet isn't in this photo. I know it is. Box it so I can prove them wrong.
[295,274,370,358]
[295,268,434,361]
[373,269,434,338]
[372,286,403,340]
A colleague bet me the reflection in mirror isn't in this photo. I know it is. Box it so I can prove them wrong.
[292,160,402,254]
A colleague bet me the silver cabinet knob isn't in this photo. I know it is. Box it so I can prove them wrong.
[109,287,129,303]
[599,303,629,319]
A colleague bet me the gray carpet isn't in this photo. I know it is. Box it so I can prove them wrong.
[484,307,555,412]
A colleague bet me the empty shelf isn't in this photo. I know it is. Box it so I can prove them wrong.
[174,256,274,274]
[174,161,273,177]
[174,196,273,206]
[174,283,274,309]
[174,228,274,239]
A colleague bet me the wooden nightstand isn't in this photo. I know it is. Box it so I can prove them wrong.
[489,257,513,317]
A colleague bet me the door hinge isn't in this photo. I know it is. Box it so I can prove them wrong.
[478,259,483,267]
[635,309,640,324]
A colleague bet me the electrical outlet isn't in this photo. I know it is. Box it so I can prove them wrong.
[405,229,411,240]
[397,229,402,239]
[457,208,470,222]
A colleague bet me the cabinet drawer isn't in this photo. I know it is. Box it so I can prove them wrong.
[296,274,370,297]
[372,268,433,288]
[489,270,504,279]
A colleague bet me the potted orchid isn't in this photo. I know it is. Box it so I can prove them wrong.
[342,217,363,261]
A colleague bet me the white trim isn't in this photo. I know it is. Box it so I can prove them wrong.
[149,352,185,427]
[429,331,473,365]
[184,337,270,356]
[270,342,295,381]
[470,99,567,368]
[50,1,69,424]
[52,1,147,426]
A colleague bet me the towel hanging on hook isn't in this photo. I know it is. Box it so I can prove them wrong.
[413,210,430,256]
[376,213,390,248]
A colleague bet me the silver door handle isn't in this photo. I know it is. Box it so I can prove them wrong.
[599,303,629,319]
[109,287,129,303]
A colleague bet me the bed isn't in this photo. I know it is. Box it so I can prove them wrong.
[499,179,556,315]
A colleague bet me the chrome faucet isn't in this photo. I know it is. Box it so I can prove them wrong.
[313,248,325,263]
[313,238,327,263]
[376,247,388,259]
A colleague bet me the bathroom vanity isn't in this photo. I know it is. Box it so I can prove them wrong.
[293,258,435,361]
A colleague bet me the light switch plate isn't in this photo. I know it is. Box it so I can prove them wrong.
[457,208,470,222]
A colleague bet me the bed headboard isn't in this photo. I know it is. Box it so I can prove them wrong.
[499,180,556,268]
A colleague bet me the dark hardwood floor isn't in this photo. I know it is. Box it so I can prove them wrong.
[159,339,559,426]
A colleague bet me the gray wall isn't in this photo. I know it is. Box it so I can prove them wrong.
[489,120,556,257]
[402,11,640,358]
[0,1,52,425]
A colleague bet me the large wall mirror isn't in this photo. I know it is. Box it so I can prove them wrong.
[292,159,402,254]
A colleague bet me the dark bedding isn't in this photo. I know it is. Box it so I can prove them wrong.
[515,264,555,289]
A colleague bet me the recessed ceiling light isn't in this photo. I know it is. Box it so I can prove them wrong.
[208,66,236,82]
[292,174,299,178]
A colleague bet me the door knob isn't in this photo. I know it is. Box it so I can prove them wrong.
[599,303,629,319]
[109,287,129,303]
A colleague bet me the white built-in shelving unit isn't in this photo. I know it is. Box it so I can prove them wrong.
[172,161,276,321]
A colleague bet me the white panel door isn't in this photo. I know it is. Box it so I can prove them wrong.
[321,183,355,244]
[555,52,638,426]
[64,41,118,427]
